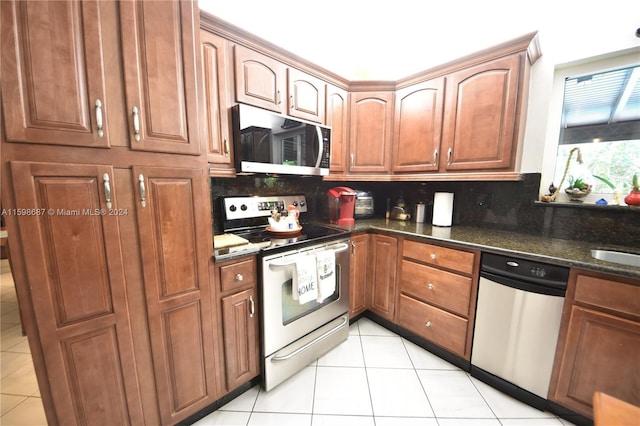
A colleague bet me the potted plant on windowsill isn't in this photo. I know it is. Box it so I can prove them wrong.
[565,176,592,201]
[624,174,640,206]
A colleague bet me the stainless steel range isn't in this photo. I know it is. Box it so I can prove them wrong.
[216,195,351,391]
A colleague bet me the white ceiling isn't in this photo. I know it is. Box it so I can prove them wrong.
[198,0,544,80]
[198,0,640,81]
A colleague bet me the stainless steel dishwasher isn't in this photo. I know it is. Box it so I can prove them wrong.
[470,252,569,410]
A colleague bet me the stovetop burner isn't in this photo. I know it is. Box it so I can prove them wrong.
[214,195,350,260]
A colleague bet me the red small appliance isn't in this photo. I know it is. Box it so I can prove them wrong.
[328,186,357,226]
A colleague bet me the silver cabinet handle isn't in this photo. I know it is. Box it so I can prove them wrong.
[433,149,438,165]
[277,90,281,105]
[447,148,452,166]
[290,95,294,110]
[132,106,141,141]
[138,174,146,208]
[425,320,432,327]
[427,282,434,290]
[430,253,437,260]
[235,273,244,281]
[223,137,229,157]
[249,295,255,318]
[103,173,112,209]
[95,99,104,138]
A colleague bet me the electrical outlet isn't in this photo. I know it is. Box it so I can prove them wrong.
[476,193,492,208]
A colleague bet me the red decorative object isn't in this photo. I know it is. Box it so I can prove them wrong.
[624,190,640,206]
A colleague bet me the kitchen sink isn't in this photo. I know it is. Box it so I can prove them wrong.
[591,249,640,267]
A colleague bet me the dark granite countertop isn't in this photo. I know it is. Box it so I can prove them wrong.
[332,219,640,280]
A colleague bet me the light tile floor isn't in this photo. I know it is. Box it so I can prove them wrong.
[0,259,47,426]
[0,258,577,426]
[193,317,577,426]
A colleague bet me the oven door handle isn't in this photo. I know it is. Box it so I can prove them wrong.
[268,243,350,270]
[271,315,348,362]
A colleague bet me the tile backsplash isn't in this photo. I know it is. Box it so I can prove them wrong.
[211,173,639,246]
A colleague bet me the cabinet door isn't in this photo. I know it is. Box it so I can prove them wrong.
[133,166,217,424]
[349,234,370,317]
[1,1,110,148]
[234,45,286,113]
[369,234,398,320]
[9,162,143,425]
[441,54,521,171]
[201,30,234,171]
[393,79,445,172]
[326,84,349,173]
[550,306,640,418]
[349,92,394,173]
[222,288,260,391]
[120,0,201,155]
[287,68,325,123]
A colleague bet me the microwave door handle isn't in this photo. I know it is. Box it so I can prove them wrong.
[314,126,323,168]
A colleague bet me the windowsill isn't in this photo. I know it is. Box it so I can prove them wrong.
[533,201,639,211]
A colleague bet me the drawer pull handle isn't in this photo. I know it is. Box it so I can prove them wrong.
[430,253,437,260]
[235,273,244,281]
[425,320,432,328]
[427,282,434,290]
[249,295,255,318]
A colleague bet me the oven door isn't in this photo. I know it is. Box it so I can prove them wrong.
[261,239,350,357]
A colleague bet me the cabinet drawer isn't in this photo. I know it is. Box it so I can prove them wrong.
[403,239,475,275]
[400,260,472,317]
[397,293,468,357]
[219,257,256,292]
[574,274,640,319]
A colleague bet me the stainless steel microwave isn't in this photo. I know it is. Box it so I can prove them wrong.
[231,104,331,176]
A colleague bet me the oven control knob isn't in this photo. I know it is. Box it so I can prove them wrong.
[240,204,248,211]
[229,205,237,212]
[299,200,306,207]
[292,201,298,207]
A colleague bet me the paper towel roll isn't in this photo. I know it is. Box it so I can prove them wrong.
[432,192,454,227]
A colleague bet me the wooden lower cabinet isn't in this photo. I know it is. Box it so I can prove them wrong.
[548,270,640,419]
[349,233,369,317]
[216,256,260,392]
[6,161,219,425]
[396,239,479,359]
[368,234,399,321]
[134,166,219,424]
[397,293,469,355]
[9,162,145,425]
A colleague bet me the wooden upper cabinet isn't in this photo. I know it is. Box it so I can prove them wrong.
[234,45,286,113]
[0,1,110,148]
[287,68,325,123]
[1,0,203,156]
[120,0,202,155]
[441,54,521,171]
[349,92,394,173]
[392,78,445,173]
[326,84,349,173]
[9,161,144,425]
[200,30,234,170]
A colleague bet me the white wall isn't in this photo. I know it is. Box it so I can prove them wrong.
[518,2,640,188]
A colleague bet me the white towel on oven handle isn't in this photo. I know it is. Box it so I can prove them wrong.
[316,249,336,303]
[293,254,318,304]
